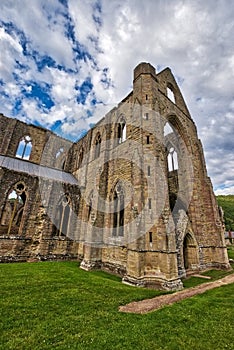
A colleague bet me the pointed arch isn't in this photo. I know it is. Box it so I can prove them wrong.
[16,135,32,160]
[87,190,94,222]
[164,122,179,172]
[167,83,176,103]
[94,132,102,159]
[77,147,84,169]
[183,232,199,270]
[116,116,126,144]
[112,182,125,236]
[1,182,27,235]
[53,193,72,237]
[55,147,66,169]
[167,146,178,171]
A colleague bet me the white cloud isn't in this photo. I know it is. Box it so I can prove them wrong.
[215,187,234,196]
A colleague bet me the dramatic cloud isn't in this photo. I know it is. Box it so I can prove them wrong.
[0,0,234,193]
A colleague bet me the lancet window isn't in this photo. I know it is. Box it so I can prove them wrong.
[1,182,27,235]
[53,193,72,237]
[94,133,101,159]
[16,135,32,159]
[112,183,125,236]
[117,117,126,144]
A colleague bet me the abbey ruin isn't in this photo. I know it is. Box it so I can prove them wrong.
[0,62,230,290]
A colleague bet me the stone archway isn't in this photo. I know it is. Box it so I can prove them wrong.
[183,233,199,271]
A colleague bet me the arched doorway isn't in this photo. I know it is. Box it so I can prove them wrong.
[183,233,199,270]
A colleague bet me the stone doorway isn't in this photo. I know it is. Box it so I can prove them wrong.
[183,233,199,271]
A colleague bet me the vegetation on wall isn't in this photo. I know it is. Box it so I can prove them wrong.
[216,195,234,231]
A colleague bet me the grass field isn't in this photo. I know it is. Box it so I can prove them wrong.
[0,255,233,350]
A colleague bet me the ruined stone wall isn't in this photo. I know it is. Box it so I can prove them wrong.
[75,62,229,289]
[0,113,72,169]
[0,166,79,262]
[0,62,230,290]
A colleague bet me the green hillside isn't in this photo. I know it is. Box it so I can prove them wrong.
[216,195,234,231]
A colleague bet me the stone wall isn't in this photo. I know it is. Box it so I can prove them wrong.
[0,62,230,290]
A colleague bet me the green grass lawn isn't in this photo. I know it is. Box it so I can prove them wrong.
[0,260,233,350]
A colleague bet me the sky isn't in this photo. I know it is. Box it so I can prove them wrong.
[0,0,234,195]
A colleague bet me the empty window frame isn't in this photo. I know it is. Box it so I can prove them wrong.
[112,183,125,236]
[53,193,72,237]
[167,85,175,103]
[149,232,153,243]
[77,148,84,169]
[16,135,32,159]
[167,147,178,172]
[1,182,27,235]
[147,166,151,176]
[117,117,127,144]
[148,198,152,209]
[94,133,101,159]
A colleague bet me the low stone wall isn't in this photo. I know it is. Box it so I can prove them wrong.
[0,236,80,262]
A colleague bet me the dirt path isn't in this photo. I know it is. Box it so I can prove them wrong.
[119,273,234,314]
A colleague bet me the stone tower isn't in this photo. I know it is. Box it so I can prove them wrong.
[0,62,230,290]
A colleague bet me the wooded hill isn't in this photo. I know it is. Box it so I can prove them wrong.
[216,195,234,231]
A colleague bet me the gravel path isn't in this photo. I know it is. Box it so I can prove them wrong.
[119,273,234,314]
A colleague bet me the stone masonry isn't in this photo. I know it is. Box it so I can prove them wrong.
[0,62,230,290]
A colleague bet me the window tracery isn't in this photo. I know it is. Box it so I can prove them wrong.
[53,193,72,237]
[117,117,126,144]
[1,182,27,235]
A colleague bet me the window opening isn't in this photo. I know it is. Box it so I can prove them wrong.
[146,135,150,144]
[148,198,152,209]
[56,147,64,158]
[16,135,32,159]
[147,166,151,176]
[164,123,174,136]
[77,148,84,169]
[112,183,124,236]
[94,133,101,159]
[167,86,175,103]
[1,182,27,235]
[167,147,178,171]
[149,232,153,243]
[87,192,93,221]
[53,193,71,237]
[117,118,127,144]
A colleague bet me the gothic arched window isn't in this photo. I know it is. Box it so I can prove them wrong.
[77,148,84,169]
[56,147,64,159]
[16,135,32,159]
[1,182,27,235]
[117,117,126,144]
[53,193,72,237]
[87,191,94,222]
[167,85,175,104]
[94,133,101,159]
[167,147,178,171]
[164,123,179,172]
[112,183,125,236]
[55,147,66,169]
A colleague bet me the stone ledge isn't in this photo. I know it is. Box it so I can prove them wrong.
[122,274,183,291]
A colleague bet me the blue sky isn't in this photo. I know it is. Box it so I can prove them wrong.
[0,0,234,194]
